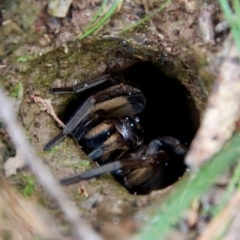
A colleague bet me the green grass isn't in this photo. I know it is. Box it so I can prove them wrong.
[78,0,122,40]
[10,82,23,99]
[211,158,240,218]
[78,0,172,39]
[120,0,172,33]
[219,0,240,55]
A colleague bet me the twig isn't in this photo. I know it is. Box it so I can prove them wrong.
[198,4,215,44]
[0,88,102,240]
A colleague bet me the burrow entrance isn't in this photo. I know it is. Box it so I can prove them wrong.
[60,61,200,194]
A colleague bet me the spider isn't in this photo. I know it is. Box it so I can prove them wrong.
[44,74,187,194]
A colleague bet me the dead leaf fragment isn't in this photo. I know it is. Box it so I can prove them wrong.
[4,148,26,177]
[31,95,65,128]
[78,185,89,198]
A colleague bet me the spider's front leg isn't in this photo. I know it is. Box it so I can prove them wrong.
[49,74,111,94]
[44,83,146,151]
[59,150,168,186]
[58,138,172,187]
[58,137,187,194]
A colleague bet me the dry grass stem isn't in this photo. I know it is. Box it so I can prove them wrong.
[198,190,240,240]
[0,177,65,240]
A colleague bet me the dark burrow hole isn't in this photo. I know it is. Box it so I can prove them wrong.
[119,62,200,145]
[59,61,200,195]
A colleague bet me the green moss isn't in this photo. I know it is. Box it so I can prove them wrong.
[9,82,23,99]
[64,160,91,169]
[16,55,39,63]
[15,173,36,197]
[47,145,60,155]
[22,176,35,197]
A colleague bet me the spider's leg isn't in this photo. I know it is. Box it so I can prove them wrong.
[87,132,129,161]
[50,74,110,94]
[59,152,167,186]
[122,150,169,188]
[128,137,187,192]
[60,161,123,185]
[105,94,146,117]
[44,97,95,150]
[72,110,105,142]
[44,84,145,151]
[63,98,95,134]
[92,84,146,117]
[157,136,187,156]
[44,132,66,151]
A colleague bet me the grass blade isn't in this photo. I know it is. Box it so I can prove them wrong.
[79,0,122,40]
[219,0,240,55]
[211,158,240,217]
[84,0,108,31]
[120,0,172,33]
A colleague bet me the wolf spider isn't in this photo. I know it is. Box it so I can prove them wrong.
[44,74,187,194]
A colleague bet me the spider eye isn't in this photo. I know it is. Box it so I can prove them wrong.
[134,116,140,123]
